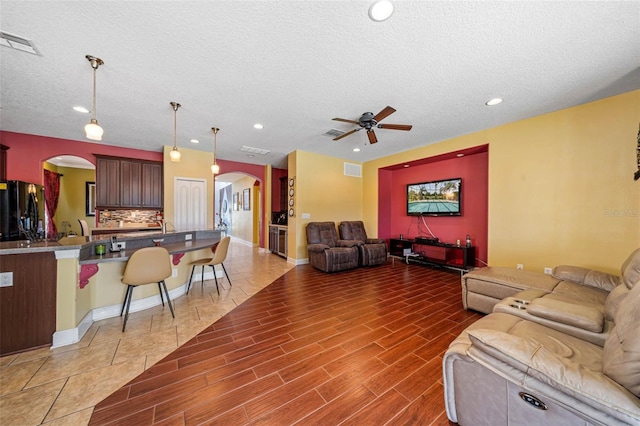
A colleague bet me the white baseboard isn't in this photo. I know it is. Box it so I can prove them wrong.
[289,257,308,265]
[50,270,224,349]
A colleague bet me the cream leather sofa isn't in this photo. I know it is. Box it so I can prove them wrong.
[444,249,640,425]
[492,248,640,346]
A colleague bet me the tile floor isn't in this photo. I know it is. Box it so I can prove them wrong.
[0,242,294,426]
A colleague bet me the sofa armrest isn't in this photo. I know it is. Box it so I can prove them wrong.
[467,329,640,423]
[307,243,329,253]
[337,239,361,248]
[552,265,620,292]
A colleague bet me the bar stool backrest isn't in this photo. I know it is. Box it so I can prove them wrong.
[210,236,231,265]
[122,247,172,286]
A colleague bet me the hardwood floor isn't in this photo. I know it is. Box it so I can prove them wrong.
[88,258,482,425]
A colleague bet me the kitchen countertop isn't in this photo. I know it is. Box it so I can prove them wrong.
[0,229,221,257]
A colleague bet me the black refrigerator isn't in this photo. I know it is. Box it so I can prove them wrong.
[0,180,46,241]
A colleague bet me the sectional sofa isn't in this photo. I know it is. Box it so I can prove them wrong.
[443,248,640,425]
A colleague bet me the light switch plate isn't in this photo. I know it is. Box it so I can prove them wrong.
[301,213,310,219]
[0,272,13,287]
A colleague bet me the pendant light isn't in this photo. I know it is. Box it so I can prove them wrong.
[169,101,181,162]
[211,127,220,174]
[84,55,104,141]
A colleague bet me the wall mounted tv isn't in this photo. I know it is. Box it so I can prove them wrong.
[406,178,462,216]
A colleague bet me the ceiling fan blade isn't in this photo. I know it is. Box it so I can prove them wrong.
[377,123,413,131]
[333,128,359,141]
[332,118,360,125]
[373,106,396,122]
[367,129,378,144]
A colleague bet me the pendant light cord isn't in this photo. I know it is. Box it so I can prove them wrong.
[91,65,97,121]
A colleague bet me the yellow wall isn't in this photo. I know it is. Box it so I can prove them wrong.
[163,146,215,228]
[289,150,363,260]
[231,176,256,244]
[363,90,640,273]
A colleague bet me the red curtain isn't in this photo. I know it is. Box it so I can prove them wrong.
[43,169,61,238]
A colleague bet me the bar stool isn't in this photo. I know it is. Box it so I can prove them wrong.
[120,246,175,332]
[187,236,232,295]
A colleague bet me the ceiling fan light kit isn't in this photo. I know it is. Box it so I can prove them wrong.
[332,105,412,144]
[169,101,182,162]
[84,55,104,141]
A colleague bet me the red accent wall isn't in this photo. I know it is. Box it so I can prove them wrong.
[0,131,162,184]
[378,150,489,265]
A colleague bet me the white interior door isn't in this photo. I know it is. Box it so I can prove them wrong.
[174,178,207,231]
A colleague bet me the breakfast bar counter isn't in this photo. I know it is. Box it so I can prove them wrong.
[0,229,222,355]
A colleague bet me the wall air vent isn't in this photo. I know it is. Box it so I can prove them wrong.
[0,31,39,55]
[344,162,362,178]
[324,129,345,138]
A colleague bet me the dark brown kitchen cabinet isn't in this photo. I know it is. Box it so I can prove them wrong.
[141,162,163,208]
[120,160,142,207]
[96,155,162,209]
[1,251,57,355]
[96,156,121,208]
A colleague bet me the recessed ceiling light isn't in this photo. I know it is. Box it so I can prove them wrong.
[485,98,503,106]
[353,148,361,152]
[73,106,90,113]
[457,153,465,157]
[253,123,263,129]
[369,0,394,21]
[190,139,199,144]
[403,164,410,168]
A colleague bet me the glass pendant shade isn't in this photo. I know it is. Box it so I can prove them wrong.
[85,119,103,141]
[169,147,181,162]
[211,163,220,174]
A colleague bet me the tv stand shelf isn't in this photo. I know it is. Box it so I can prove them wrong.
[389,238,476,272]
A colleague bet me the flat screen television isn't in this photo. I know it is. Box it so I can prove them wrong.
[406,177,462,216]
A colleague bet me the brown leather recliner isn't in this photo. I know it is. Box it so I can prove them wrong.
[305,222,359,273]
[339,221,388,267]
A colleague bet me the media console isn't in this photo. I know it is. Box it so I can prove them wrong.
[389,238,476,272]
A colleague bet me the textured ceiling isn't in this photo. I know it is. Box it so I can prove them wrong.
[1,1,639,169]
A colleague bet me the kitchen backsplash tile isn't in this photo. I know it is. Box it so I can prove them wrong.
[98,210,161,224]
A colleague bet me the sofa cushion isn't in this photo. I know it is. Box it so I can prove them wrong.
[552,265,620,292]
[548,281,608,308]
[603,279,640,397]
[526,298,604,333]
[621,247,640,289]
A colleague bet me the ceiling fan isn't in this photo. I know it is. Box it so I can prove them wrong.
[332,106,412,144]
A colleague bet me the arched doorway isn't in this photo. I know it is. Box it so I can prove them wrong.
[43,155,95,237]
[215,172,261,247]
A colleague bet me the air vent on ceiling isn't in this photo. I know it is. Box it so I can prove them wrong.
[344,162,362,178]
[0,31,39,55]
[240,145,270,155]
[324,129,346,138]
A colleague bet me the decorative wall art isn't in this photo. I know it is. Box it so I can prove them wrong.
[86,182,96,216]
[233,192,239,211]
[243,188,251,210]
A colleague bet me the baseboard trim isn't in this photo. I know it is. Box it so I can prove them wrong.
[51,272,225,349]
